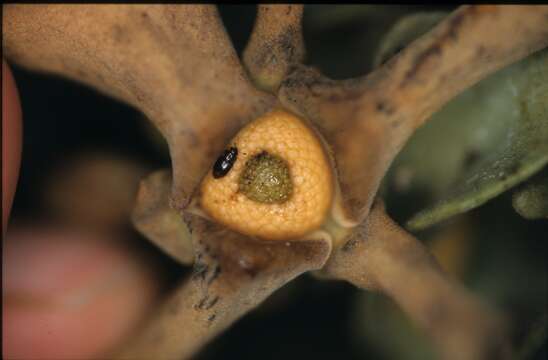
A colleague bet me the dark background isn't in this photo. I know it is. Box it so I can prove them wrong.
[7,5,547,360]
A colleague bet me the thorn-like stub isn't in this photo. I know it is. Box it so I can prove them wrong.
[239,151,293,204]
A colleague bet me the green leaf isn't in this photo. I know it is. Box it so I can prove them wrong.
[406,49,548,230]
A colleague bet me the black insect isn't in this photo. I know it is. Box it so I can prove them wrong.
[212,147,238,179]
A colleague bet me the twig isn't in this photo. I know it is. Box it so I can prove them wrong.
[132,170,194,265]
[114,215,331,359]
[322,201,512,360]
[243,5,305,92]
[279,5,548,222]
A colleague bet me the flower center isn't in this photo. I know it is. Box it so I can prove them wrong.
[238,151,293,204]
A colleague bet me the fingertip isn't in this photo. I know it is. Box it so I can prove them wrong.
[2,59,23,233]
[2,227,161,359]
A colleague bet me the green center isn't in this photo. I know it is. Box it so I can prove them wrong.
[238,151,293,204]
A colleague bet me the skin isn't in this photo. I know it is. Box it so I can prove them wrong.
[2,60,160,359]
[2,60,22,231]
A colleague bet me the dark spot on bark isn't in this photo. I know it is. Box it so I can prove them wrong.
[237,255,261,278]
[290,71,361,103]
[141,11,148,18]
[277,27,298,62]
[286,6,292,15]
[345,197,363,214]
[403,44,442,84]
[208,314,216,323]
[380,45,405,66]
[195,295,209,310]
[376,101,386,112]
[376,100,395,115]
[342,237,360,252]
[475,45,487,59]
[183,214,194,233]
[204,296,219,310]
[111,25,129,44]
[401,7,476,86]
[446,11,466,41]
[207,265,222,285]
[200,218,217,234]
[280,72,300,90]
[192,260,208,281]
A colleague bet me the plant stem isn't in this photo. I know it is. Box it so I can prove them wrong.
[323,202,512,360]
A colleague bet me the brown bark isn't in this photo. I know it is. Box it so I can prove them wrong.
[243,5,305,92]
[132,170,194,265]
[115,216,331,359]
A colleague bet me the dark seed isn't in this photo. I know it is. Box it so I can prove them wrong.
[213,147,238,178]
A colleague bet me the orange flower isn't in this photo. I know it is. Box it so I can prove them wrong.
[200,109,333,240]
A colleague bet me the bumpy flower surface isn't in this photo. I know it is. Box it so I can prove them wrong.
[200,109,333,240]
[238,151,293,204]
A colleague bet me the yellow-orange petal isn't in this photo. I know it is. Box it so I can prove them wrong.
[199,109,333,240]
